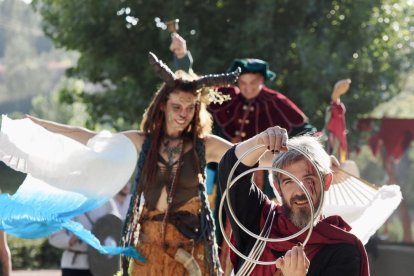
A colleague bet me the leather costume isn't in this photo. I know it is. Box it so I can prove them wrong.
[130,137,221,275]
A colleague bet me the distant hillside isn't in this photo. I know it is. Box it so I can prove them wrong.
[0,0,74,115]
[0,98,32,114]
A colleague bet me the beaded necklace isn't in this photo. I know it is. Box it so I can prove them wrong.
[162,136,183,167]
[160,137,184,242]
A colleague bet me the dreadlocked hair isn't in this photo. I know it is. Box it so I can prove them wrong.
[186,104,221,275]
[120,136,151,275]
[192,131,221,275]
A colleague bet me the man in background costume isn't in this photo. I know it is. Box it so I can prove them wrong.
[209,58,315,143]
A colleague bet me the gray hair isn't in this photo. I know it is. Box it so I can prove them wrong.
[270,135,331,187]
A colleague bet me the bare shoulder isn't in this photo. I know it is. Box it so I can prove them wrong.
[204,134,233,163]
[121,130,146,152]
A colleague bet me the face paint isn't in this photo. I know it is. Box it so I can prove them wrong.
[277,159,322,228]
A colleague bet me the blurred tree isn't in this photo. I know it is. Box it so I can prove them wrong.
[31,78,89,125]
[30,0,414,143]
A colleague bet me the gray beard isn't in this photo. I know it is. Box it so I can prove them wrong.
[284,205,310,228]
[282,195,318,229]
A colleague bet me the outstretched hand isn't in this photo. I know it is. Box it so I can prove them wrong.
[275,244,310,276]
[25,114,46,128]
[24,114,95,144]
[169,33,187,58]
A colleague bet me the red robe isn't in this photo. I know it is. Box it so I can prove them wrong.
[230,202,370,276]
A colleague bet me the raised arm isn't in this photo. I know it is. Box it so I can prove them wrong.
[26,115,145,153]
[170,32,193,72]
[205,126,288,167]
[216,126,289,270]
[170,32,188,59]
[26,115,96,145]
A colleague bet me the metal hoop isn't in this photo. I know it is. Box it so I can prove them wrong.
[218,144,325,265]
[224,144,326,242]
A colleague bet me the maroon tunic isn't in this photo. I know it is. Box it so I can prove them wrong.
[209,85,308,141]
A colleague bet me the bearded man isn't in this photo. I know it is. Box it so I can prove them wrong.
[218,126,369,276]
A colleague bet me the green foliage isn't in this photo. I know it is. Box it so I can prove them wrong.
[29,0,414,138]
[7,236,61,269]
[31,78,90,125]
[368,92,414,118]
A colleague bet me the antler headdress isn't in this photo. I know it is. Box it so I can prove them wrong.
[148,52,177,87]
[148,52,240,104]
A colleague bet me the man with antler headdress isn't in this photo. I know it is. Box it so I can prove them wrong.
[24,52,240,275]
